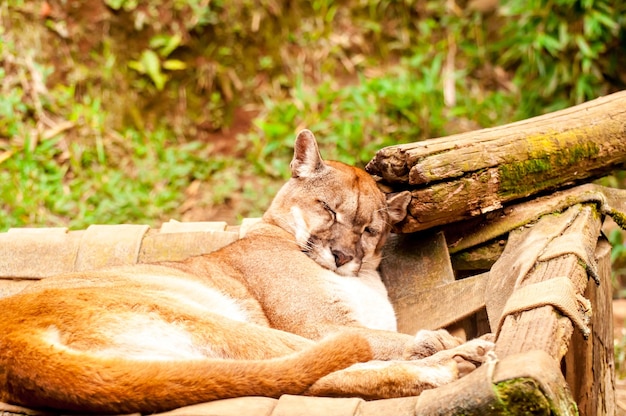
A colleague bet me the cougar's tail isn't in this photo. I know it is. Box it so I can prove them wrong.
[1,331,372,414]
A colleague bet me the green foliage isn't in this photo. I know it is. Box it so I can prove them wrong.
[496,0,624,116]
[0,120,241,230]
[127,34,187,91]
[609,227,626,295]
[242,58,461,176]
[0,14,245,230]
[240,2,518,176]
[1,0,625,232]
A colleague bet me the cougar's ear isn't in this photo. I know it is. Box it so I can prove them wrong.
[291,129,325,178]
[386,191,411,224]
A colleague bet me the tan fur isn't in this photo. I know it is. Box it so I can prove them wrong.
[0,130,493,414]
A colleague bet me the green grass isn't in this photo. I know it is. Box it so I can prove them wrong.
[0,127,244,229]
[1,0,625,237]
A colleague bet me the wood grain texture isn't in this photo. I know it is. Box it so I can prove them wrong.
[484,203,614,415]
[564,240,616,416]
[493,205,602,359]
[366,90,626,233]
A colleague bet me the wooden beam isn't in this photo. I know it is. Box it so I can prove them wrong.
[366,91,626,233]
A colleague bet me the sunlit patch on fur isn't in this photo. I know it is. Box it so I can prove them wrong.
[131,274,250,324]
[290,206,310,248]
[42,317,212,361]
[343,359,456,385]
[323,270,397,331]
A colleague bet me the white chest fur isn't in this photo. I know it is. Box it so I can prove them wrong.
[324,270,397,332]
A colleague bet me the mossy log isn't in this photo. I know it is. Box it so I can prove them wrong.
[366,90,626,233]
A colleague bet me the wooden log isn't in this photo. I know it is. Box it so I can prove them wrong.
[366,90,626,233]
[415,350,578,415]
[443,183,626,254]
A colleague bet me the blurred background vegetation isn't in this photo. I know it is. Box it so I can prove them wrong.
[2,0,625,228]
[2,0,626,373]
[2,0,625,226]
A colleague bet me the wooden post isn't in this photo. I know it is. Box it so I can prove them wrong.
[564,240,616,416]
[484,203,615,415]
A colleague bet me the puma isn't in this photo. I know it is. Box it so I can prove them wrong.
[0,130,493,414]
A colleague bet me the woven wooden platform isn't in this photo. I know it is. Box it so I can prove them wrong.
[1,183,623,414]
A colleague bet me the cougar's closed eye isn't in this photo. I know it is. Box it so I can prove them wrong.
[320,201,336,220]
[363,226,379,237]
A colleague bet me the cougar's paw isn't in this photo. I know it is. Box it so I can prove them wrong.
[449,338,495,377]
[478,332,496,343]
[403,329,464,360]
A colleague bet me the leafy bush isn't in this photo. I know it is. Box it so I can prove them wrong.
[242,55,517,177]
[0,14,243,229]
[496,0,625,116]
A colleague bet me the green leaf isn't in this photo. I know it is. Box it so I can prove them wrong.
[592,10,620,33]
[162,59,187,71]
[127,60,145,74]
[537,33,562,55]
[104,0,125,10]
[575,35,594,58]
[139,50,167,90]
[157,34,183,58]
[141,50,161,78]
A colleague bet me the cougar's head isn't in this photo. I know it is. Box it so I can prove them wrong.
[263,130,411,277]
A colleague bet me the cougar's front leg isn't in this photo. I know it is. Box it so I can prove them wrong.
[403,329,465,360]
[305,337,494,400]
[345,327,473,362]
[319,325,416,360]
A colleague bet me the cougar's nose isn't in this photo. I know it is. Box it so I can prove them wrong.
[332,250,353,267]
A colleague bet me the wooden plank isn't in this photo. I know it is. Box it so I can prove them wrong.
[160,220,228,233]
[381,232,455,295]
[74,224,150,271]
[138,231,240,263]
[415,350,577,415]
[272,395,363,416]
[486,202,616,414]
[0,229,82,279]
[493,204,602,360]
[380,232,456,334]
[154,397,278,416]
[392,272,488,333]
[450,240,504,272]
[0,279,35,299]
[7,227,69,235]
[564,239,616,416]
[485,206,581,332]
[366,91,626,233]
[444,184,626,254]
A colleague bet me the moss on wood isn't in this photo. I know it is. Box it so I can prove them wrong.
[498,135,600,199]
[494,378,552,415]
[493,377,579,416]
